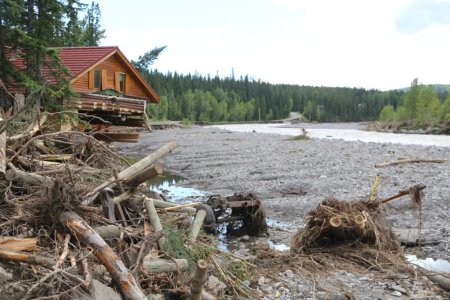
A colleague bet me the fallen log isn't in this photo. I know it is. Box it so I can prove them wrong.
[142,257,188,274]
[190,260,208,300]
[0,237,37,251]
[152,198,197,214]
[426,273,450,292]
[6,168,54,186]
[59,211,146,300]
[0,248,55,268]
[375,158,446,168]
[83,141,177,205]
[164,202,201,212]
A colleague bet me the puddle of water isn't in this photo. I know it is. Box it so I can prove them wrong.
[406,255,450,273]
[147,171,206,201]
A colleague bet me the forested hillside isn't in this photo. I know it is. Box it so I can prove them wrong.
[143,70,405,122]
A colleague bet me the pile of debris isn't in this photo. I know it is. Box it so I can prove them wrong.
[0,106,270,299]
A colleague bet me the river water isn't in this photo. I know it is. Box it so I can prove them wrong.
[210,123,450,147]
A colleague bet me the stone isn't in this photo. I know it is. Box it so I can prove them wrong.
[206,275,226,296]
[258,276,266,285]
[390,285,407,294]
[240,235,250,241]
[283,269,294,279]
[90,279,121,300]
[391,290,402,297]
[369,289,384,299]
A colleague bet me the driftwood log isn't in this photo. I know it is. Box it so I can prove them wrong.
[83,141,177,205]
[375,158,446,168]
[142,257,188,273]
[59,211,146,300]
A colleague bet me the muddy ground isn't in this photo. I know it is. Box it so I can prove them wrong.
[115,125,450,299]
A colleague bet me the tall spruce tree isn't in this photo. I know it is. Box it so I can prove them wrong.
[80,1,105,46]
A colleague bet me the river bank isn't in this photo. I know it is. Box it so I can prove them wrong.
[115,125,450,299]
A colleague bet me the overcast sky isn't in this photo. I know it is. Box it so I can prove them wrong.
[91,0,450,90]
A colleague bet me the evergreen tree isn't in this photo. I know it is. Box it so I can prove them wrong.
[80,1,105,46]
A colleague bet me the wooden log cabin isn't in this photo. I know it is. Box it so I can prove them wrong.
[7,46,159,142]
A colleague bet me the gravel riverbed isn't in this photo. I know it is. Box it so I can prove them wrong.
[115,125,450,299]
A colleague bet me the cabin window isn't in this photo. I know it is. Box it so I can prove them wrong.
[119,73,126,92]
[94,69,101,89]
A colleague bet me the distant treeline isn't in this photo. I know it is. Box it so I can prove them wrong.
[379,79,450,130]
[142,70,406,122]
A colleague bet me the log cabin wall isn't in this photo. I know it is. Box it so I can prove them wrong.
[71,53,149,100]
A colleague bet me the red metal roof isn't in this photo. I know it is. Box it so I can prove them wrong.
[58,46,117,79]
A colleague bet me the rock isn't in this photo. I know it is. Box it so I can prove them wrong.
[391,290,402,297]
[206,275,226,296]
[240,235,250,241]
[389,285,407,294]
[369,289,384,299]
[283,269,294,279]
[254,240,270,251]
[359,276,370,281]
[0,266,13,283]
[90,279,121,300]
[258,276,266,285]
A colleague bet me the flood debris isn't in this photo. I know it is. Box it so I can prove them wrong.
[0,104,263,299]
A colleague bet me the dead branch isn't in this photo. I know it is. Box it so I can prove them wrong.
[0,248,55,268]
[7,113,48,141]
[375,158,446,168]
[59,211,146,300]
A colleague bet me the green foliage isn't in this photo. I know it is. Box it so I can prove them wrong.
[132,46,167,72]
[0,0,106,112]
[379,78,448,129]
[379,105,395,122]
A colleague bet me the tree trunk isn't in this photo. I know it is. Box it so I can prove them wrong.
[83,141,177,205]
[59,211,146,300]
[6,168,53,186]
[0,248,55,268]
[126,163,163,188]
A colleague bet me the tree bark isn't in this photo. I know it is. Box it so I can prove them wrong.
[59,211,146,300]
[83,141,177,205]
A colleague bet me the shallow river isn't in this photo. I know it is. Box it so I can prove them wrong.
[211,123,450,147]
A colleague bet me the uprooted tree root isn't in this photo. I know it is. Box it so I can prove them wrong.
[291,198,401,253]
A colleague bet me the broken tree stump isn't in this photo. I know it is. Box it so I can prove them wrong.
[59,211,146,300]
[189,260,208,300]
[83,141,177,205]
